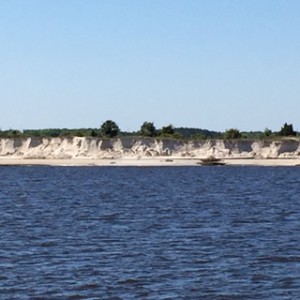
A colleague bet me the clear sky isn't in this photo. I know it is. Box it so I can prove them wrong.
[1,0,300,132]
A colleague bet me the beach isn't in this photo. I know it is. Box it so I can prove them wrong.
[0,157,299,167]
[1,137,300,167]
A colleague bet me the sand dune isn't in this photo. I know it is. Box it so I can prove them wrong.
[0,137,300,166]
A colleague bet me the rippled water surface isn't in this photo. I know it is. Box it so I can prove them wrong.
[0,166,300,299]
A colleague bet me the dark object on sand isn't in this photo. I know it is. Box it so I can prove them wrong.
[198,157,226,166]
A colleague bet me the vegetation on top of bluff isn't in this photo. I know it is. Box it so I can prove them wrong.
[100,120,120,138]
[0,121,298,140]
[224,128,242,139]
[278,123,296,137]
[140,122,157,137]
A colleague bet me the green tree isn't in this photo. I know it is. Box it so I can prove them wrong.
[160,124,175,136]
[100,120,120,138]
[90,129,98,137]
[279,123,296,136]
[264,127,272,137]
[191,133,207,140]
[140,121,157,137]
[224,128,242,139]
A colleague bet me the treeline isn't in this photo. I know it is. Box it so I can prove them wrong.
[0,128,98,138]
[0,121,297,139]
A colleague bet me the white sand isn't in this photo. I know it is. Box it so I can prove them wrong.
[0,157,299,167]
[1,137,300,166]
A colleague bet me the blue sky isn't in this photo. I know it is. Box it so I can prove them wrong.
[1,0,300,132]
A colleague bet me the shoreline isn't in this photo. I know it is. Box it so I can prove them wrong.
[1,137,300,166]
[0,157,299,167]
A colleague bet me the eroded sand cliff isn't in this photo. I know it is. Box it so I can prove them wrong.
[0,137,300,160]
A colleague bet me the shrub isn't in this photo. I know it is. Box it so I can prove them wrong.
[140,122,157,137]
[100,120,120,138]
[279,123,296,136]
[224,128,242,139]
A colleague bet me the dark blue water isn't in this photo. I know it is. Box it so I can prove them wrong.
[0,166,300,299]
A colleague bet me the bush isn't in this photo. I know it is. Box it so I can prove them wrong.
[100,120,120,138]
[160,124,175,136]
[264,128,272,137]
[279,123,296,136]
[140,122,157,137]
[224,128,242,139]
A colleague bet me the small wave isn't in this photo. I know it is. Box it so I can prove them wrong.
[67,295,86,300]
[251,273,272,282]
[259,256,300,263]
[277,277,295,288]
[73,283,100,291]
[117,278,141,285]
[37,240,58,247]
